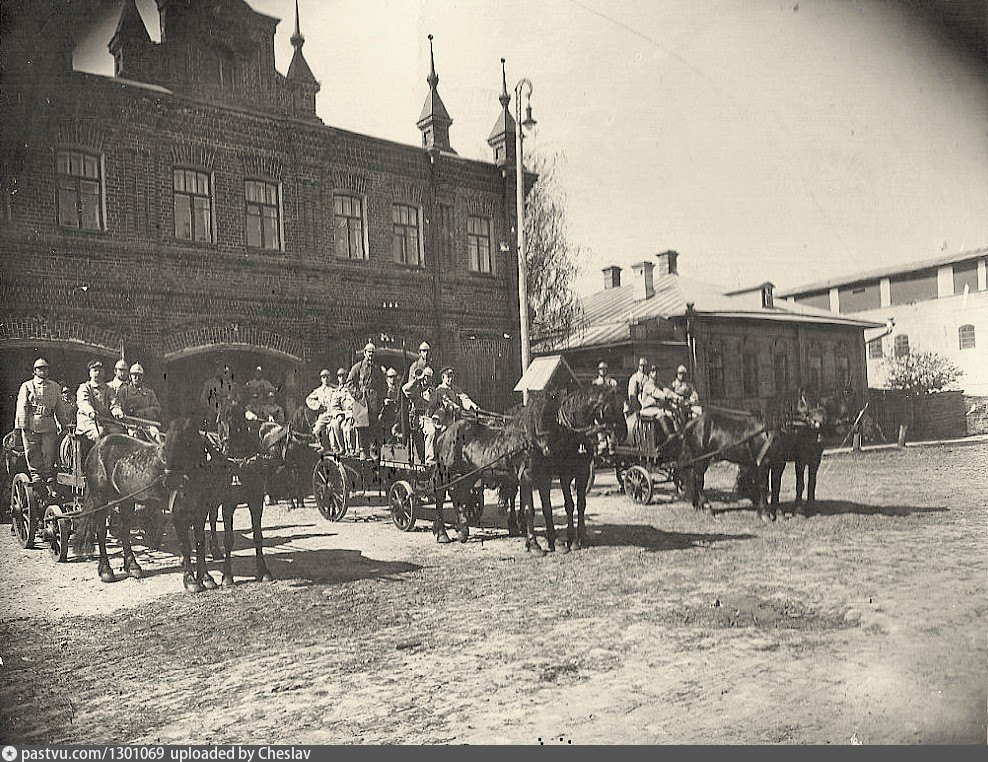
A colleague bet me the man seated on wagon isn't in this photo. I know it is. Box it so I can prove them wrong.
[379,368,402,443]
[245,365,283,424]
[591,361,619,455]
[638,366,679,441]
[76,359,125,448]
[115,363,163,441]
[426,366,478,465]
[402,365,436,464]
[669,364,702,419]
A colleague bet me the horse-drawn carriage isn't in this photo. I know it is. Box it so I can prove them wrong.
[601,416,684,505]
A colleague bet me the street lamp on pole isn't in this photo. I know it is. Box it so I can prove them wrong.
[514,76,536,403]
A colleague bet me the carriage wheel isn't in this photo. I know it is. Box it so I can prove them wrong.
[43,504,71,562]
[464,486,485,527]
[623,465,653,505]
[10,474,37,549]
[585,458,596,496]
[388,480,418,532]
[313,458,349,521]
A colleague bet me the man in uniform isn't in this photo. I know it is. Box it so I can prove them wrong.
[307,368,353,453]
[591,361,618,454]
[426,366,478,465]
[627,356,651,411]
[116,363,162,440]
[15,358,70,484]
[380,368,402,442]
[200,362,237,429]
[76,359,124,445]
[245,365,282,423]
[108,359,130,393]
[406,341,433,385]
[401,366,435,463]
[669,364,701,420]
[346,343,387,459]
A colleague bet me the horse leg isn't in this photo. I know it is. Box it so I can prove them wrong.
[575,465,591,549]
[195,516,218,590]
[433,488,451,543]
[560,475,575,553]
[221,501,237,588]
[794,459,806,514]
[96,512,115,583]
[521,481,544,556]
[455,496,470,544]
[250,491,273,582]
[173,508,201,594]
[806,454,820,509]
[769,464,783,507]
[690,465,712,514]
[208,504,223,561]
[757,465,775,522]
[539,480,556,552]
[119,503,143,579]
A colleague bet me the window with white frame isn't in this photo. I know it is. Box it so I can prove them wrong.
[333,194,366,259]
[245,179,281,250]
[468,215,493,273]
[57,149,103,230]
[959,324,976,350]
[173,168,213,242]
[392,203,422,266]
[867,338,884,359]
[894,334,910,357]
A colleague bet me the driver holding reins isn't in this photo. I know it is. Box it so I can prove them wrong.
[424,366,478,465]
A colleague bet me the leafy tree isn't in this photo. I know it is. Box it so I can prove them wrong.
[524,152,586,343]
[883,349,962,395]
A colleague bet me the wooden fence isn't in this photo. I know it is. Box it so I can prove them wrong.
[865,389,969,442]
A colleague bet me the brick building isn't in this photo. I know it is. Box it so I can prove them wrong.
[537,251,882,420]
[778,248,988,396]
[0,0,530,426]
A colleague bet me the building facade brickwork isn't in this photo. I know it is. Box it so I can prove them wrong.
[1,0,527,423]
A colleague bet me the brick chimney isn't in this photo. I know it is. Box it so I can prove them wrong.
[631,261,655,301]
[656,250,679,275]
[602,265,622,290]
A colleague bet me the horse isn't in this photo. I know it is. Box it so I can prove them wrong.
[72,429,174,583]
[676,405,776,521]
[253,404,320,512]
[204,396,278,587]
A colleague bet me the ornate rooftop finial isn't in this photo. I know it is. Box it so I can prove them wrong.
[291,0,304,49]
[499,57,510,110]
[427,34,439,89]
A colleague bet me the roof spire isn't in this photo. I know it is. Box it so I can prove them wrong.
[417,34,454,153]
[499,57,510,111]
[290,0,304,49]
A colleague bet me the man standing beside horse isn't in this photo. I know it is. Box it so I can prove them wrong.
[347,342,387,459]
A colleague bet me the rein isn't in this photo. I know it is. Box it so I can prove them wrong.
[59,474,167,520]
[674,426,769,469]
[433,445,528,493]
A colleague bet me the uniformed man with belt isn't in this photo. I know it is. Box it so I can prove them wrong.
[115,363,162,440]
[108,358,130,393]
[401,365,435,463]
[425,366,478,465]
[347,342,387,459]
[76,359,124,443]
[15,358,70,484]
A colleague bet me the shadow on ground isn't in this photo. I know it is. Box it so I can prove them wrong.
[588,524,755,551]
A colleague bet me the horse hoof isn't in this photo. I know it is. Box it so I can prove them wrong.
[99,569,115,584]
[184,576,203,594]
[222,575,235,588]
[526,542,546,557]
[201,575,218,590]
[507,526,522,538]
[258,570,275,583]
[125,564,143,580]
[436,531,452,544]
[558,543,570,554]
[456,530,469,544]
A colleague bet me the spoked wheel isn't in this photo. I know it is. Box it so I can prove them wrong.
[623,465,654,505]
[464,486,485,527]
[43,504,71,562]
[388,480,418,532]
[10,473,38,549]
[313,458,348,521]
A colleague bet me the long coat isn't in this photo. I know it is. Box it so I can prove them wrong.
[346,359,387,427]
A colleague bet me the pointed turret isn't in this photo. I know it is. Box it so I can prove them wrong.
[417,35,455,153]
[286,0,320,116]
[487,58,516,166]
[108,0,152,80]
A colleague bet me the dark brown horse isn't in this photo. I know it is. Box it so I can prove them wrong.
[677,405,776,521]
[255,403,320,512]
[73,429,173,583]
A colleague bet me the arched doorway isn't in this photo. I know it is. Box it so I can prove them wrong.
[162,345,302,422]
[0,342,120,432]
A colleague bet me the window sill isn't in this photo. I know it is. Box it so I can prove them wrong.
[57,225,106,236]
[466,269,498,279]
[172,237,218,249]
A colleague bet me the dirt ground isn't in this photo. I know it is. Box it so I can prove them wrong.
[1,443,986,745]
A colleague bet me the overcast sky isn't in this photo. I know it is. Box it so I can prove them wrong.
[73,0,988,296]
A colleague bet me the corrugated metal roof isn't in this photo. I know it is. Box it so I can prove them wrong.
[777,246,988,297]
[536,273,881,353]
[514,355,579,392]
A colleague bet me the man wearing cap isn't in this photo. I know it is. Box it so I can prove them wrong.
[402,365,435,463]
[425,366,478,465]
[592,361,618,389]
[115,363,162,439]
[108,359,130,393]
[347,343,387,458]
[380,368,402,442]
[307,368,349,453]
[669,364,701,422]
[77,359,124,444]
[591,361,618,454]
[245,365,282,423]
[15,358,70,484]
[627,356,651,411]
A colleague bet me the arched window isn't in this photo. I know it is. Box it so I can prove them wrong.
[894,334,910,357]
[959,324,976,350]
[835,342,850,390]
